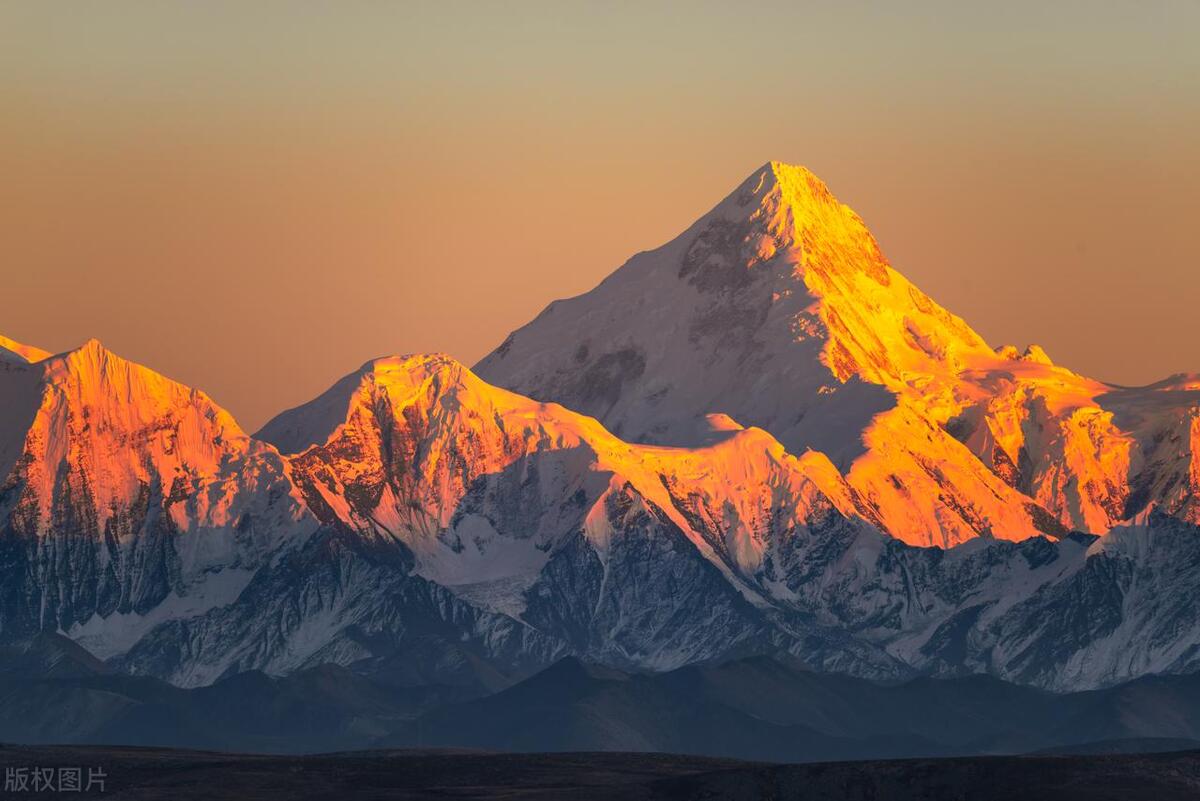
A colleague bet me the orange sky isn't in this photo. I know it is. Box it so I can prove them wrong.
[2,2,1198,431]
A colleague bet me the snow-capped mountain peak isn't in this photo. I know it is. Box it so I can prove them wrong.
[475,162,1050,545]
[474,160,1200,547]
[474,159,999,432]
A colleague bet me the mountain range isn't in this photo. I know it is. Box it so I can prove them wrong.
[3,161,1200,743]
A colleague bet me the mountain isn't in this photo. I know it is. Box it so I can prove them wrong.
[0,343,558,688]
[0,339,315,650]
[0,338,1152,691]
[251,351,1200,691]
[476,161,1200,545]
[1,160,1200,714]
[251,353,903,678]
[252,352,1200,690]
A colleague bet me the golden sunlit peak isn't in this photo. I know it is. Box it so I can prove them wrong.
[733,160,878,248]
[766,160,834,197]
[732,161,838,213]
[358,352,469,385]
[718,158,898,295]
[76,337,108,354]
[56,337,119,367]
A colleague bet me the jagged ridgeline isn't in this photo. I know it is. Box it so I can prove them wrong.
[2,162,1200,695]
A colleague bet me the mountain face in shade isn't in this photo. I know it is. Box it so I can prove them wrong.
[2,161,1200,699]
[475,161,1200,545]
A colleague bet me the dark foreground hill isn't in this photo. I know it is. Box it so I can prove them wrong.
[386,656,1200,760]
[2,744,1199,800]
[15,647,1200,760]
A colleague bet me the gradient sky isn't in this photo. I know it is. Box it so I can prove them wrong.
[2,1,1198,431]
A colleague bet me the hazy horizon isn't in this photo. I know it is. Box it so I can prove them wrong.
[3,1,1198,430]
